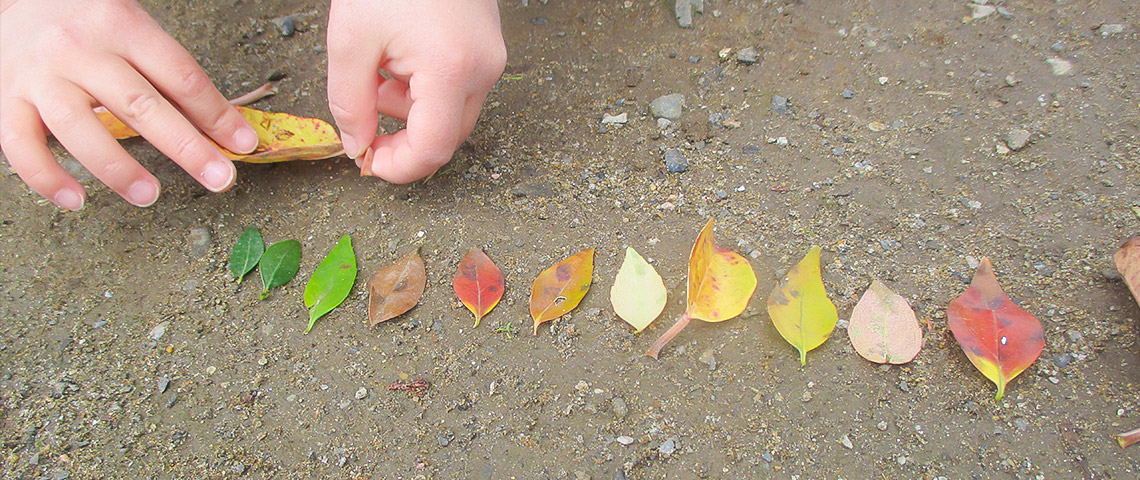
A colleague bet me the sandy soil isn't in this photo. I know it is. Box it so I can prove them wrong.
[1,1,1138,478]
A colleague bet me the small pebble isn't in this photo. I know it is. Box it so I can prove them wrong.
[698,349,717,370]
[1006,129,1031,151]
[649,94,685,120]
[831,147,845,156]
[1100,24,1125,37]
[1046,57,1073,76]
[150,322,169,341]
[616,435,635,445]
[437,435,451,447]
[601,113,627,125]
[664,149,689,173]
[355,387,369,400]
[841,89,855,99]
[157,376,170,394]
[772,95,789,115]
[658,438,677,455]
[736,47,758,64]
[187,226,212,258]
[841,434,854,450]
[876,421,888,431]
[612,397,629,417]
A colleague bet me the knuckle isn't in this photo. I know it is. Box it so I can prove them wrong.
[40,103,83,130]
[327,99,358,122]
[123,91,161,122]
[176,69,211,100]
[95,157,127,179]
[169,133,203,163]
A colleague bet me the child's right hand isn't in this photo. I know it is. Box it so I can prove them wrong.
[0,0,259,210]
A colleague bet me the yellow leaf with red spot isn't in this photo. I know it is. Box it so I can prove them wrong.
[645,219,756,358]
[947,257,1045,401]
[95,106,342,163]
[529,249,594,335]
[767,246,838,365]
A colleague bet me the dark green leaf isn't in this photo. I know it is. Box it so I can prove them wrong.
[303,235,357,333]
[229,227,264,282]
[259,239,302,298]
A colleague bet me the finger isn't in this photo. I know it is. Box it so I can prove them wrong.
[84,58,236,193]
[0,98,86,210]
[367,79,468,183]
[375,77,412,120]
[35,90,161,207]
[326,6,384,159]
[127,32,259,154]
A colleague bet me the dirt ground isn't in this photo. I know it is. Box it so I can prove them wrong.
[2,0,1138,478]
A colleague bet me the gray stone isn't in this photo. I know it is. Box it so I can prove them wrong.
[736,47,758,64]
[1046,57,1073,76]
[663,149,688,173]
[772,95,789,115]
[674,0,704,28]
[650,94,685,120]
[611,397,628,417]
[658,438,677,455]
[841,89,855,99]
[1053,353,1073,368]
[1100,24,1126,37]
[187,226,212,258]
[1006,129,1031,151]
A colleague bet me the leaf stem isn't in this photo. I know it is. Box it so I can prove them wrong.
[645,313,691,359]
[228,82,279,106]
[1117,427,1140,448]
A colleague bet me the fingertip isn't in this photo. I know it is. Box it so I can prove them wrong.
[201,159,236,192]
[233,125,259,154]
[126,179,161,207]
[53,187,85,211]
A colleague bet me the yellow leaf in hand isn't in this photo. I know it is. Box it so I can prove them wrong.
[767,246,838,365]
[95,106,343,163]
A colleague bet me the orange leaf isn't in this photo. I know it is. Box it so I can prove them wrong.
[645,219,757,358]
[367,249,427,327]
[947,257,1045,401]
[1114,237,1140,310]
[453,248,505,327]
[529,249,594,335]
[95,105,342,163]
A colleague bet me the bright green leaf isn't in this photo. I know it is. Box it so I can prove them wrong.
[303,235,357,333]
[229,227,264,282]
[610,247,666,332]
[259,239,302,298]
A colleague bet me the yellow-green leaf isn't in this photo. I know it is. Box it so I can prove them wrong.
[645,219,757,358]
[610,247,667,332]
[767,246,838,365]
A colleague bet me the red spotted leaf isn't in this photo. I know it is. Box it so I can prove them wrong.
[453,248,505,327]
[947,257,1045,401]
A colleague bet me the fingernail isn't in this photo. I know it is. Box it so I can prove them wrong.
[341,132,361,159]
[202,161,235,192]
[127,180,160,207]
[54,189,84,211]
[234,126,259,154]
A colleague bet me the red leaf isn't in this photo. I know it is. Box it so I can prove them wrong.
[452,248,505,327]
[947,257,1045,401]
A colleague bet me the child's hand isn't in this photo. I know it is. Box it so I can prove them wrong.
[326,0,506,183]
[0,0,258,210]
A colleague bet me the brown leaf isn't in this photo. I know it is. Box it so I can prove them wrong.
[367,248,426,327]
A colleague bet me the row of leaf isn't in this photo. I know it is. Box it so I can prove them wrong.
[231,219,1140,408]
